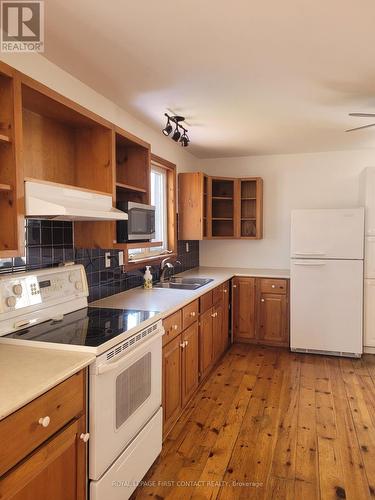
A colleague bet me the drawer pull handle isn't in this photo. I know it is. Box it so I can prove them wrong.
[271,284,276,288]
[180,342,186,349]
[38,416,50,428]
[190,311,196,317]
[174,324,178,330]
[80,432,90,443]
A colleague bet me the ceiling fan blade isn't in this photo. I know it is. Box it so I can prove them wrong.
[346,123,375,132]
[349,113,375,117]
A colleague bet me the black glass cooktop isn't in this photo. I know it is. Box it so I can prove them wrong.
[4,307,159,347]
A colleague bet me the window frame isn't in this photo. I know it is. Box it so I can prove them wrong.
[126,154,177,269]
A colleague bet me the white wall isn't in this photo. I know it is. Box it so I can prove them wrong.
[0,53,197,173]
[200,150,375,269]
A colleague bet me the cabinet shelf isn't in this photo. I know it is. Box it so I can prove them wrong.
[212,217,233,221]
[212,196,233,200]
[241,217,256,220]
[241,197,256,200]
[116,182,147,193]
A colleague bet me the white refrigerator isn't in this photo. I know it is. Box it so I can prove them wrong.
[290,208,364,357]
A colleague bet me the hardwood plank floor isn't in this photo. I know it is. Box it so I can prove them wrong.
[132,344,375,500]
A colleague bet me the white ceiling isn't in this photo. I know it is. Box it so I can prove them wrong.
[43,0,375,158]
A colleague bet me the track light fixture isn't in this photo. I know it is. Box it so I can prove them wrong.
[162,113,190,147]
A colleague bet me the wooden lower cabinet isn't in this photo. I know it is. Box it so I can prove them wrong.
[233,277,289,347]
[162,335,183,436]
[181,323,199,406]
[258,293,288,345]
[1,416,86,500]
[232,277,256,342]
[199,307,214,380]
[162,285,230,438]
[0,370,87,500]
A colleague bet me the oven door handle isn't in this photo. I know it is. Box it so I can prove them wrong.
[95,330,163,376]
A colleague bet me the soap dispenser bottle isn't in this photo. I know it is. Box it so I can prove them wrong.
[143,266,153,289]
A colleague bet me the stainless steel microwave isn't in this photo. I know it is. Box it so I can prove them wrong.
[116,201,156,242]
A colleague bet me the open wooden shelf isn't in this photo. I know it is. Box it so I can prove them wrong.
[0,133,11,143]
[241,197,256,200]
[116,182,147,193]
[212,217,233,221]
[212,196,233,200]
[0,183,12,192]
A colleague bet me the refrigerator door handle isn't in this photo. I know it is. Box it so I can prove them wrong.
[292,262,326,266]
[293,252,326,257]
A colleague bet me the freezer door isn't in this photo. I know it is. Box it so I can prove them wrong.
[291,208,364,260]
[291,259,363,355]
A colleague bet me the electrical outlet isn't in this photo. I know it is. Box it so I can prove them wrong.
[118,251,124,266]
[105,252,111,268]
[186,242,190,253]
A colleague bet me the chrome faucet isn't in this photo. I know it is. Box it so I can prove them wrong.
[159,258,181,283]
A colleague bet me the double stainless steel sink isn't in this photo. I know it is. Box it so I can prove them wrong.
[154,277,213,290]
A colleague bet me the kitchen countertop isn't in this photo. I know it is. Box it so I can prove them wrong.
[0,345,95,420]
[93,266,290,317]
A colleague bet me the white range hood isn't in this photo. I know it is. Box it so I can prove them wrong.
[25,180,128,221]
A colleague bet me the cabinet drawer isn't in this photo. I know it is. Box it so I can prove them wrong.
[259,278,287,294]
[0,370,85,476]
[213,284,224,304]
[182,300,199,329]
[200,291,213,314]
[163,310,182,346]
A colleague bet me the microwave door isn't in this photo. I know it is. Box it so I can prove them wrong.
[129,208,152,240]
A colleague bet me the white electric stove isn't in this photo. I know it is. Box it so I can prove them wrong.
[0,264,163,500]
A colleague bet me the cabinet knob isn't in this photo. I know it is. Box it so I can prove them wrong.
[224,289,228,293]
[173,324,178,330]
[271,284,276,289]
[80,432,90,443]
[38,416,50,428]
[261,298,265,302]
[180,342,186,348]
[185,340,189,346]
[232,284,237,288]
[190,311,196,317]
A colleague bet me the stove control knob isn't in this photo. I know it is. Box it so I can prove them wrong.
[13,284,23,296]
[6,296,16,308]
[75,281,83,291]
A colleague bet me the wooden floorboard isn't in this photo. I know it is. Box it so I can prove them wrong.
[132,345,375,500]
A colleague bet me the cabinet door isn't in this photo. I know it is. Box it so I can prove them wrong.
[258,293,288,345]
[199,308,214,379]
[232,277,256,341]
[222,281,230,352]
[182,322,199,406]
[212,302,224,362]
[162,335,183,435]
[0,416,86,500]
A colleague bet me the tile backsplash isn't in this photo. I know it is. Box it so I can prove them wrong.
[0,220,199,302]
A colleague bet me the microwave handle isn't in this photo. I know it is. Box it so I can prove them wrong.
[95,329,163,375]
[149,211,155,234]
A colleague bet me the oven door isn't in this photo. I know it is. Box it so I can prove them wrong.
[89,328,162,480]
[128,202,155,241]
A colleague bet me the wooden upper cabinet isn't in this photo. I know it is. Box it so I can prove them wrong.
[21,81,113,194]
[232,277,256,341]
[178,172,263,240]
[178,172,206,240]
[0,62,23,258]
